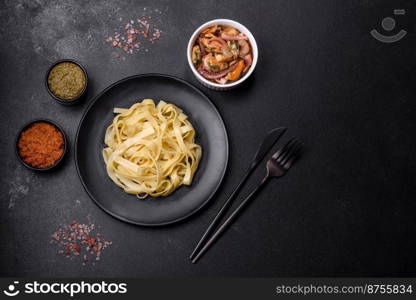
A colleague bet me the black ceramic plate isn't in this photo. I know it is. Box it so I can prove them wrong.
[75,74,228,226]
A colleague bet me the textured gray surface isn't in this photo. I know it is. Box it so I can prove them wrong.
[1,0,416,277]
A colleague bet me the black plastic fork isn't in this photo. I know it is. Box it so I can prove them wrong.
[191,138,303,263]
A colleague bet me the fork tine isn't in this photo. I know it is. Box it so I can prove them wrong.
[283,142,303,169]
[281,141,302,166]
[272,138,296,161]
[277,138,300,164]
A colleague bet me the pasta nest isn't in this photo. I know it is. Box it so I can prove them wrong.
[103,99,202,198]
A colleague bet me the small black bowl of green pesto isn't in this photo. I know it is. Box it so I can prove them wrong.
[46,59,88,105]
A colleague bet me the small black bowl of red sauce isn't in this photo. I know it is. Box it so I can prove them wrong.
[45,59,88,105]
[16,119,67,171]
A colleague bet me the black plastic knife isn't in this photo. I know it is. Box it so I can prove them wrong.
[189,127,287,260]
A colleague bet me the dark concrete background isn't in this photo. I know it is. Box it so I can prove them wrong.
[1,0,415,277]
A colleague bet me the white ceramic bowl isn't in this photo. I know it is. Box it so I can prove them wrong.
[187,19,258,91]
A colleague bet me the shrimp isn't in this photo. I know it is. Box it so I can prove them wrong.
[203,53,228,72]
[238,40,250,57]
[207,40,223,52]
[215,45,233,62]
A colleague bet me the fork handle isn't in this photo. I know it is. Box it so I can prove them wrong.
[189,168,253,260]
[191,174,270,263]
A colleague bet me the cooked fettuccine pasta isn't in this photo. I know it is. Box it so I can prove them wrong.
[102,99,202,198]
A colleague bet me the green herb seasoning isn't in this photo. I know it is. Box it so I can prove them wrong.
[48,62,86,100]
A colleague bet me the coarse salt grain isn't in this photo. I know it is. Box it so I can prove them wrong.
[51,220,112,265]
[106,15,162,58]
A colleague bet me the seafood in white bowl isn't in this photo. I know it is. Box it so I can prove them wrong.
[187,19,258,91]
